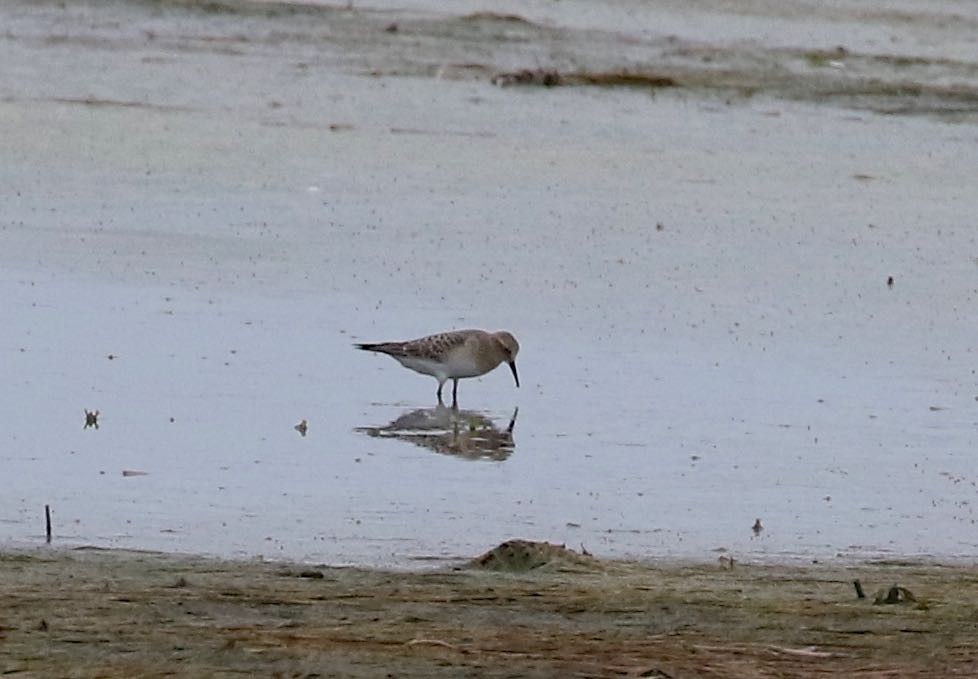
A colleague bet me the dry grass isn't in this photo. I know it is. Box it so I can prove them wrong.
[2,547,978,677]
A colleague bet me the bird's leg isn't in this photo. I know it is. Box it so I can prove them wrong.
[451,378,459,409]
[437,381,445,405]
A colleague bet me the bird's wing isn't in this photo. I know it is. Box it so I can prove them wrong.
[356,330,478,359]
[396,331,471,360]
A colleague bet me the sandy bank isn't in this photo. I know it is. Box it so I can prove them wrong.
[2,546,977,677]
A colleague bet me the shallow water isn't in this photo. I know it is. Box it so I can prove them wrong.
[3,268,977,566]
[1,0,977,566]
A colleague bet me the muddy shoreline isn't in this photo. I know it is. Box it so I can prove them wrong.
[2,545,977,677]
[5,0,978,119]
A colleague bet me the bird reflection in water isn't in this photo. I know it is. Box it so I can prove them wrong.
[356,405,518,461]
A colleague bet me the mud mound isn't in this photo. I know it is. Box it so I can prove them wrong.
[470,539,602,572]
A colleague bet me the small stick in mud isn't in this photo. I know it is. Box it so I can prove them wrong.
[853,579,865,599]
[45,504,52,543]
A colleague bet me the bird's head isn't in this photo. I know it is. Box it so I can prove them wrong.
[493,331,520,388]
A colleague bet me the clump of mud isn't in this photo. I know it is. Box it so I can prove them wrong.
[874,584,919,605]
[470,539,602,572]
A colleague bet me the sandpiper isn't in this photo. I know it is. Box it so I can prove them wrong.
[355,329,520,404]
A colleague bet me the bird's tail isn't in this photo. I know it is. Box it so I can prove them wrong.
[355,342,390,353]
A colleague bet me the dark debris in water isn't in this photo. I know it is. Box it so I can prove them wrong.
[492,68,678,90]
[461,12,540,27]
[491,68,561,88]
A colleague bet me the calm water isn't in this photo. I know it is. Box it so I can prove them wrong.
[1,0,977,566]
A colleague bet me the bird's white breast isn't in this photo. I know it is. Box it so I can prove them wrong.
[395,356,448,379]
[395,349,486,380]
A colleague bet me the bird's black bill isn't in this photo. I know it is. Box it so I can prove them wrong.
[509,361,520,388]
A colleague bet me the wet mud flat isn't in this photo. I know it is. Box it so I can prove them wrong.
[3,546,978,678]
[4,0,978,120]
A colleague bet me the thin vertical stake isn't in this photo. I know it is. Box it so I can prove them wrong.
[45,504,52,544]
